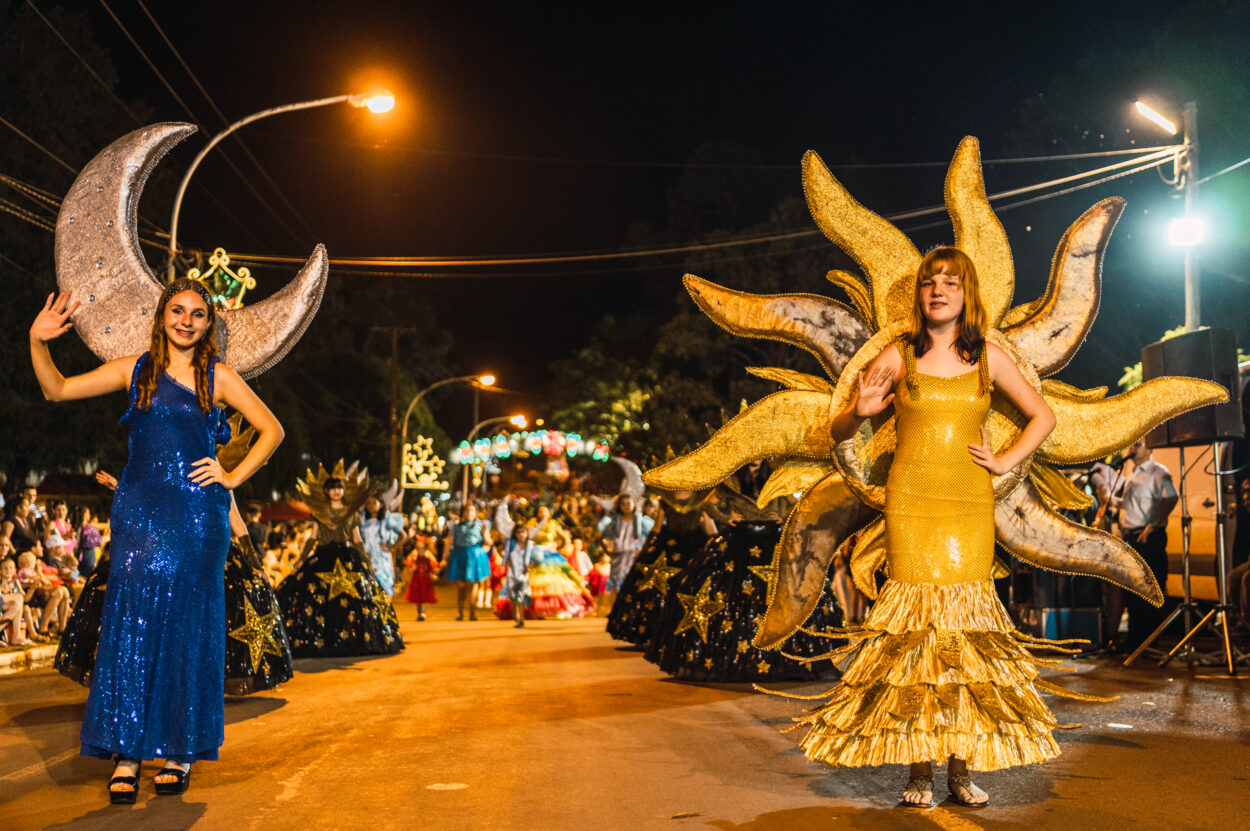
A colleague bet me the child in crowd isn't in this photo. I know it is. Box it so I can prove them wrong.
[586,553,611,597]
[1,557,36,646]
[499,525,538,628]
[404,541,440,621]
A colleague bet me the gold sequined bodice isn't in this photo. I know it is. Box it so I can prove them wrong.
[884,344,994,584]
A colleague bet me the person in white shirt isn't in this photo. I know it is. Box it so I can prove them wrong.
[1110,439,1178,650]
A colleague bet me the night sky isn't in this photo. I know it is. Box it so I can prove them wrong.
[17,0,1250,434]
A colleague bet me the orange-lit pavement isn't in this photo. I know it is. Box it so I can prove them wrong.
[2,596,1247,831]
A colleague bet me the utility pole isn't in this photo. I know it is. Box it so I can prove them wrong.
[1181,101,1199,331]
[372,325,416,482]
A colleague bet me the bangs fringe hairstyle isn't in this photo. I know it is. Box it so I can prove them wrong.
[135,278,218,413]
[905,246,987,363]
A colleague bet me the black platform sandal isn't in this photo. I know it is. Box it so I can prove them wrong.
[108,757,141,805]
[153,763,192,795]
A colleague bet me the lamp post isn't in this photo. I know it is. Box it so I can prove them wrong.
[460,414,526,506]
[166,91,396,279]
[399,374,496,482]
[1135,99,1201,331]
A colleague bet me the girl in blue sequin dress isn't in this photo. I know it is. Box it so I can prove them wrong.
[30,281,284,803]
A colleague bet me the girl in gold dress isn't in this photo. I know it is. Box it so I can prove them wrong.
[816,247,1057,807]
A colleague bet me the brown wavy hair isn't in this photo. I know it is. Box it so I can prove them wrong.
[135,278,218,413]
[904,246,987,363]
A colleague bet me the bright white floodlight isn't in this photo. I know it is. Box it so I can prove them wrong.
[1168,216,1205,247]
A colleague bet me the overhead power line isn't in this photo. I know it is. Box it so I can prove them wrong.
[98,0,307,248]
[224,147,1181,270]
[0,145,1182,280]
[24,0,266,242]
[246,130,1183,171]
[133,0,320,242]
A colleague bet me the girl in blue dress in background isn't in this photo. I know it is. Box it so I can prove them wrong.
[30,282,284,804]
[442,504,491,620]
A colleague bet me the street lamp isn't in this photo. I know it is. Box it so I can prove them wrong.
[1135,98,1201,330]
[166,90,395,279]
[460,414,526,505]
[398,374,497,478]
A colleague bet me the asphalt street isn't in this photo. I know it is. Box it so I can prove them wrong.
[2,596,1247,831]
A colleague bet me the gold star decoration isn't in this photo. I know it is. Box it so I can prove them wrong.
[756,659,770,673]
[748,546,762,558]
[704,657,714,669]
[741,580,755,596]
[228,596,284,673]
[373,589,396,622]
[748,563,778,598]
[721,618,733,632]
[637,553,682,595]
[726,560,735,572]
[737,639,750,654]
[685,649,695,662]
[675,577,726,642]
[315,560,362,600]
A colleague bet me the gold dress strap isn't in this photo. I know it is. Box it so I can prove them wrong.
[977,343,994,396]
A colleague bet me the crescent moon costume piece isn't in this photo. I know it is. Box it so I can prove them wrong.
[55,124,326,764]
[642,480,844,683]
[277,462,404,658]
[644,138,1227,771]
[55,416,295,696]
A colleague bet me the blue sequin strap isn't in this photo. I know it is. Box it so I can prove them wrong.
[118,352,150,425]
[206,357,232,445]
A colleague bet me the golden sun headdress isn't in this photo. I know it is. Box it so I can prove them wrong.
[644,137,1228,650]
[295,460,374,527]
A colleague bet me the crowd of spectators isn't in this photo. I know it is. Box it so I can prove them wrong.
[1,484,108,647]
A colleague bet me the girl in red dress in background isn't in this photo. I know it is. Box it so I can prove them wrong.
[404,541,440,621]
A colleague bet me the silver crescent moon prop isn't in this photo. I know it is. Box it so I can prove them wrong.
[55,122,329,379]
[611,456,646,500]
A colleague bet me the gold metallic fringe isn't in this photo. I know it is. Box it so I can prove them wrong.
[774,579,1104,772]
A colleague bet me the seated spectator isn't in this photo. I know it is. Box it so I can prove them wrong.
[17,550,70,636]
[1,557,33,646]
[74,505,104,579]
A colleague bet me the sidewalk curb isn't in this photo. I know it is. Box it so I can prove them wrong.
[0,644,58,676]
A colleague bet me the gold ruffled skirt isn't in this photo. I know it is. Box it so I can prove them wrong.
[778,579,1102,772]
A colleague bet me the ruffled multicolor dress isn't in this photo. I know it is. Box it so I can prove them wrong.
[796,348,1083,771]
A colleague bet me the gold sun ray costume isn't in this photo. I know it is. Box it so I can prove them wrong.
[644,137,1228,772]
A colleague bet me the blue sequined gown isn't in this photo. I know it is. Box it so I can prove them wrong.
[81,354,232,763]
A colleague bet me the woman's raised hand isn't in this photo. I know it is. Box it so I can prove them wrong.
[30,292,80,343]
[853,365,896,418]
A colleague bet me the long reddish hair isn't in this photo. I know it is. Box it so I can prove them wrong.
[135,279,218,413]
[904,246,987,363]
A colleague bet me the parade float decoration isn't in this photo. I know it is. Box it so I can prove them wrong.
[187,247,257,310]
[55,123,328,378]
[644,137,1228,650]
[449,430,612,465]
[401,436,450,491]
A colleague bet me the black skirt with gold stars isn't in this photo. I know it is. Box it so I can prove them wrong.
[276,541,405,658]
[606,518,711,647]
[224,541,294,695]
[53,552,110,686]
[55,542,296,696]
[643,520,843,683]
